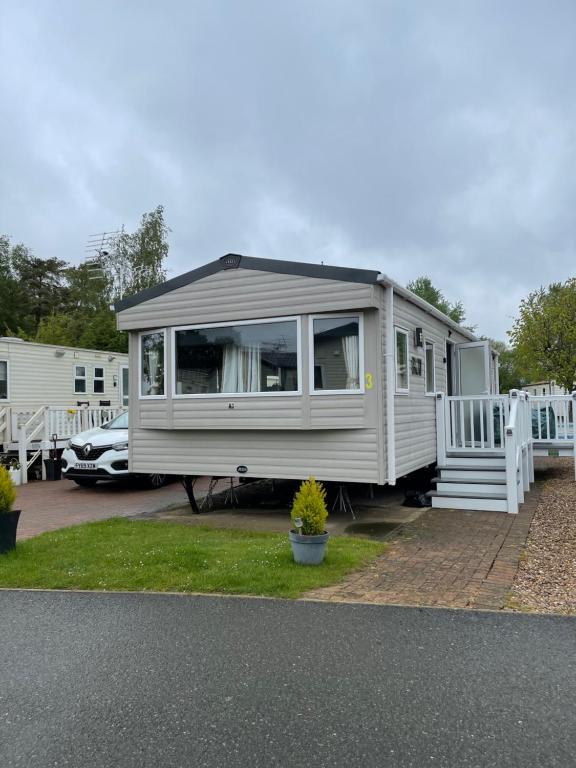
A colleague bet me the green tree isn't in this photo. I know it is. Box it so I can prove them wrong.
[509,280,576,393]
[78,311,127,353]
[102,205,169,300]
[488,340,529,393]
[65,262,111,315]
[0,236,31,335]
[10,247,69,332]
[407,276,466,325]
[34,313,78,346]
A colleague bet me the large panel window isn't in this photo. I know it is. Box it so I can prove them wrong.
[140,331,165,397]
[425,340,435,394]
[395,328,409,393]
[174,319,299,396]
[311,315,362,393]
[0,360,8,400]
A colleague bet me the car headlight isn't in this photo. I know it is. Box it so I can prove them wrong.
[112,441,129,451]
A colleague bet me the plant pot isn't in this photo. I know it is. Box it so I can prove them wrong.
[9,468,21,487]
[0,510,21,554]
[289,530,329,565]
[44,458,62,481]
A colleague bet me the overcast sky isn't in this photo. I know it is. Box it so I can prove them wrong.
[1,1,575,339]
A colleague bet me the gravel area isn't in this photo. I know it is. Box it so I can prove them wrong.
[510,457,576,615]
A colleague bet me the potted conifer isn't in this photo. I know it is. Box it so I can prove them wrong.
[0,465,20,554]
[289,477,329,565]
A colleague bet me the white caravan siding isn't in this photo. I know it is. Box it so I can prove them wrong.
[391,295,469,478]
[117,268,378,330]
[129,428,380,483]
[0,339,128,411]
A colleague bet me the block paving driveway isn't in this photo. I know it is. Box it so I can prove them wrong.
[14,477,220,540]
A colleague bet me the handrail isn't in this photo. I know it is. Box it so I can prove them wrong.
[504,390,533,514]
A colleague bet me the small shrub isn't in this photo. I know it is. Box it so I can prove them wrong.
[0,466,16,514]
[291,477,328,535]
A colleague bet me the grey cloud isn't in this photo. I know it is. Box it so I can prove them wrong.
[1,0,576,338]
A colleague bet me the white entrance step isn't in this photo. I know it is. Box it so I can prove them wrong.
[433,477,507,495]
[438,465,506,480]
[443,455,505,468]
[427,490,508,513]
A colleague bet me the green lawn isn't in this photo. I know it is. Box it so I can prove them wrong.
[0,519,385,599]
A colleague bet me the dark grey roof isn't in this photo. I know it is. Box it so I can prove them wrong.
[115,254,380,312]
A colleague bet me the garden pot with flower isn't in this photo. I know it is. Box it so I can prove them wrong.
[289,477,329,565]
[0,465,20,554]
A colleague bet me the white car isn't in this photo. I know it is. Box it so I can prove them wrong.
[61,411,167,489]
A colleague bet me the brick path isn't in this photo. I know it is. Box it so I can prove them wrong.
[14,477,220,540]
[305,480,543,610]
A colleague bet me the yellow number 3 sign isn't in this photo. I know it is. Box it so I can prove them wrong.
[365,372,374,390]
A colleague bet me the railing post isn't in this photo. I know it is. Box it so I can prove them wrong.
[436,393,447,467]
[572,391,576,482]
[41,408,49,481]
[505,424,518,514]
[18,425,28,485]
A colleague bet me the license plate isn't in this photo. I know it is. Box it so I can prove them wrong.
[74,462,97,470]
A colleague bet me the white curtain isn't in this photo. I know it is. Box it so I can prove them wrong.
[342,335,359,389]
[222,344,239,392]
[147,350,158,395]
[222,344,261,392]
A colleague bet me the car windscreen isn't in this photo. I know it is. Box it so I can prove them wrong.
[101,411,129,430]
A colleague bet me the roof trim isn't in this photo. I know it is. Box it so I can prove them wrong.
[115,254,380,312]
[376,273,478,342]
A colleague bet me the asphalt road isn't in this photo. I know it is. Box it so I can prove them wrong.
[1,591,575,768]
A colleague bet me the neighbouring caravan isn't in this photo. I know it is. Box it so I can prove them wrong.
[115,254,500,488]
[0,338,129,450]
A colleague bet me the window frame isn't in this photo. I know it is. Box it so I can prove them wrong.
[424,339,436,396]
[93,366,105,395]
[394,327,410,395]
[139,329,167,400]
[170,316,302,399]
[0,359,9,402]
[73,364,87,395]
[309,313,365,396]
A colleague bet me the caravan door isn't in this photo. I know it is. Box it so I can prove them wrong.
[454,340,492,448]
[456,340,491,395]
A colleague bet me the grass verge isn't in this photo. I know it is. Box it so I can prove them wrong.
[0,518,385,599]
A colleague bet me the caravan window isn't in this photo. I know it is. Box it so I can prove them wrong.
[0,360,8,400]
[173,318,300,396]
[311,315,363,393]
[395,328,409,393]
[425,341,435,394]
[93,366,105,394]
[140,331,166,398]
[74,365,87,394]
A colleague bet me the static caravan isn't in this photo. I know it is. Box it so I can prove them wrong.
[116,254,500,494]
[0,338,129,450]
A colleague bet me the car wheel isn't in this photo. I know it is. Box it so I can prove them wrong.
[73,478,98,488]
[146,473,167,489]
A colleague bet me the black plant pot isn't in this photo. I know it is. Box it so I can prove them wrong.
[0,510,21,554]
[44,458,62,481]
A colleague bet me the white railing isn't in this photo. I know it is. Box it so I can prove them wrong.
[529,394,575,443]
[438,394,510,454]
[0,406,8,447]
[46,406,122,439]
[15,405,125,484]
[504,390,534,514]
[18,407,46,485]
